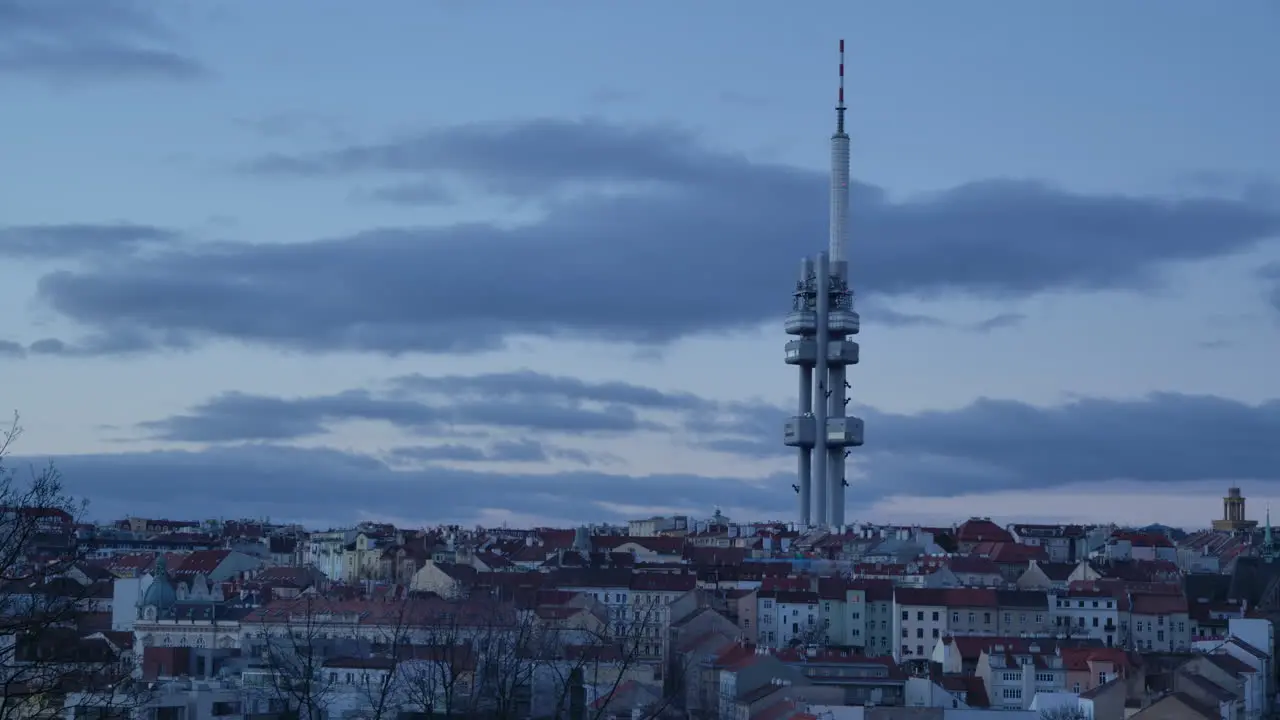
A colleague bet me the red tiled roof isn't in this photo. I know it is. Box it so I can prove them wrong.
[172,550,231,576]
[1111,530,1175,548]
[1131,593,1187,616]
[760,589,819,605]
[957,519,1014,544]
[895,587,998,608]
[852,578,894,602]
[629,572,695,593]
[1061,647,1131,671]
[972,541,1048,564]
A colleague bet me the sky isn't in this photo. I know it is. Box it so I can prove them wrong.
[1,0,1279,530]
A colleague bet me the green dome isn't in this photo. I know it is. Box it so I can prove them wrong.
[140,555,177,611]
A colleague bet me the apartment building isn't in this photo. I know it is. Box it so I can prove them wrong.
[893,588,948,661]
[1049,587,1123,647]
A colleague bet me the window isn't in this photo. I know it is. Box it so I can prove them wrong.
[984,612,992,624]
[1002,688,1022,700]
[1092,617,1099,627]
[824,602,831,612]
[932,628,940,638]
[902,645,909,656]
[1003,613,1011,624]
[916,644,924,656]
[1092,601,1098,608]
[851,612,860,619]
[1105,601,1113,608]
[1035,614,1044,623]
[1157,630,1165,642]
[917,611,924,621]
[1035,672,1054,683]
[1002,672,1019,681]
[952,612,960,623]
[902,611,909,620]
[902,629,908,638]
[932,611,940,621]
[1073,683,1081,693]
[1136,621,1144,631]
[968,612,975,623]
[916,628,924,638]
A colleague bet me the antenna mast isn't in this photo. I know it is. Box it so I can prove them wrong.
[837,39,847,134]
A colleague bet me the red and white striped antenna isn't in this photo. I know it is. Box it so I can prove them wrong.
[836,39,847,133]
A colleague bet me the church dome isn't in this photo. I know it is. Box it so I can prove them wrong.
[140,555,178,613]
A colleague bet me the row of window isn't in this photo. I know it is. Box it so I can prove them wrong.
[1055,599,1115,609]
[900,610,1045,624]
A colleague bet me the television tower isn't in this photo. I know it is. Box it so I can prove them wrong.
[783,40,864,528]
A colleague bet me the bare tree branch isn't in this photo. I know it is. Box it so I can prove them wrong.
[0,412,153,720]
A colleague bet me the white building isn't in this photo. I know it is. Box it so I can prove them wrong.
[1047,587,1122,646]
[757,589,821,648]
[893,588,948,662]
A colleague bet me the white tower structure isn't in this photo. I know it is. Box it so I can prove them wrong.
[784,40,864,528]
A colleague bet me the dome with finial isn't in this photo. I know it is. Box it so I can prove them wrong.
[139,554,178,616]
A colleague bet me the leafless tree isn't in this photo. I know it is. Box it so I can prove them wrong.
[346,595,418,720]
[0,413,152,720]
[535,600,686,720]
[393,596,529,719]
[471,599,537,720]
[789,621,828,648]
[248,595,348,720]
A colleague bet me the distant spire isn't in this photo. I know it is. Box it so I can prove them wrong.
[1267,505,1273,548]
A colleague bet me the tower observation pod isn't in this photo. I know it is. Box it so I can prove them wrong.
[783,39,865,528]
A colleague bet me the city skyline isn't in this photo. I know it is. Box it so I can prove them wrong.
[2,0,1279,528]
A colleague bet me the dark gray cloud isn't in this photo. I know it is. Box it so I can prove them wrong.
[0,223,178,260]
[19,443,775,527]
[131,370,1280,511]
[137,371,684,443]
[392,370,708,411]
[0,329,187,360]
[34,118,1280,355]
[390,440,595,466]
[697,391,1280,498]
[0,0,205,82]
[22,383,1280,525]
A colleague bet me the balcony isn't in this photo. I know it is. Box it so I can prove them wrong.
[784,338,860,366]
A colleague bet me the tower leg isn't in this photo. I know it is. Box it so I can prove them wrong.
[829,364,846,528]
[798,366,813,527]
[813,253,831,528]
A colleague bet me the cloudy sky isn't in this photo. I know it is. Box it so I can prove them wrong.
[2,0,1279,530]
